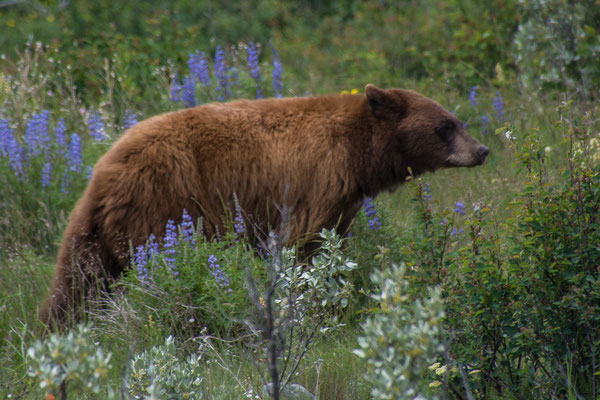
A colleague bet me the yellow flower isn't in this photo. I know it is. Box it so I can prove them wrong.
[428,362,441,371]
[7,19,15,28]
[350,89,358,94]
[340,90,349,94]
[47,15,55,23]
[429,380,442,388]
[435,365,447,375]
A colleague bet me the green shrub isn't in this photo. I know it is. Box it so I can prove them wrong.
[27,324,114,399]
[354,263,445,400]
[396,100,600,399]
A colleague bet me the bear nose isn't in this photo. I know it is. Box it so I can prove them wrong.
[477,145,489,163]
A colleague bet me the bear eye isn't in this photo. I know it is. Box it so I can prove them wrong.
[435,119,455,143]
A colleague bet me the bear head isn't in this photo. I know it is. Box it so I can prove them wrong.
[365,84,489,178]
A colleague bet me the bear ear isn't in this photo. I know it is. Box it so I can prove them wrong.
[365,84,406,120]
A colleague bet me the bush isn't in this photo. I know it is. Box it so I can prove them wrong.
[395,100,600,399]
[354,263,445,400]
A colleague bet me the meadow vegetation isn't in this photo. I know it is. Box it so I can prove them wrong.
[1,0,599,399]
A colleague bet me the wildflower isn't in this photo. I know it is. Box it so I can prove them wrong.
[180,209,195,244]
[451,227,464,236]
[454,201,466,215]
[146,234,160,261]
[67,133,82,173]
[422,182,432,201]
[134,244,150,285]
[0,118,13,157]
[214,46,230,101]
[505,130,515,141]
[271,48,283,98]
[481,114,490,134]
[363,197,381,231]
[170,71,182,102]
[60,170,70,194]
[247,42,263,98]
[87,111,107,141]
[6,132,25,178]
[25,110,51,157]
[181,74,196,108]
[468,86,478,107]
[163,219,179,277]
[188,51,211,87]
[428,362,441,371]
[493,91,505,122]
[123,110,138,130]
[86,165,93,181]
[41,162,52,187]
[233,194,245,235]
[429,380,442,388]
[54,118,66,156]
[207,254,231,289]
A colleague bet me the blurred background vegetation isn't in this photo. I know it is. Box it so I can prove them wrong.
[0,0,598,103]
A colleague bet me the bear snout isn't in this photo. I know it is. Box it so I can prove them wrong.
[476,145,489,164]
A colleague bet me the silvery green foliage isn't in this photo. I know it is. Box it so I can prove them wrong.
[354,263,445,400]
[128,336,204,399]
[27,324,113,397]
[513,0,600,95]
[276,229,357,325]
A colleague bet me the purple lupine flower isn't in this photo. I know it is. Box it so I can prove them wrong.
[481,115,490,134]
[422,182,432,201]
[0,118,13,157]
[214,46,230,101]
[6,133,25,179]
[86,165,93,181]
[25,110,51,157]
[88,110,107,141]
[247,42,263,98]
[363,197,381,231]
[454,201,466,215]
[271,48,283,98]
[180,209,195,244]
[170,71,182,103]
[41,162,52,188]
[134,244,150,285]
[469,86,479,107]
[493,91,505,122]
[233,195,245,235]
[440,218,447,225]
[123,110,138,130]
[147,234,160,259]
[451,227,464,236]
[163,219,179,277]
[181,74,197,108]
[188,51,211,87]
[61,170,70,194]
[208,254,231,290]
[54,118,67,157]
[68,133,82,173]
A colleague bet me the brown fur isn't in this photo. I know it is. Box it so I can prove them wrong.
[40,84,488,326]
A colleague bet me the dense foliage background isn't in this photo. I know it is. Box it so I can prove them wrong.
[1,1,599,399]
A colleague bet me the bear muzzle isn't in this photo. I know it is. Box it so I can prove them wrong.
[476,145,489,164]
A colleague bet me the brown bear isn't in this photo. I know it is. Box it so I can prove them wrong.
[40,84,488,326]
